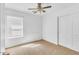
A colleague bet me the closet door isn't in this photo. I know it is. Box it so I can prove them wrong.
[73,13,79,52]
[59,15,73,49]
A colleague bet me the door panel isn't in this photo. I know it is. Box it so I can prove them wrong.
[59,13,79,52]
[73,13,79,52]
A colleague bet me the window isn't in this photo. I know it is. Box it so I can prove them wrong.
[7,16,23,38]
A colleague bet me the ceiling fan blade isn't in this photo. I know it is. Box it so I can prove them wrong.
[28,8,37,10]
[42,10,46,13]
[43,6,52,9]
[32,11,37,13]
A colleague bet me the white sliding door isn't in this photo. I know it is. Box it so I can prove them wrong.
[59,12,79,52]
[73,13,79,52]
[59,15,73,49]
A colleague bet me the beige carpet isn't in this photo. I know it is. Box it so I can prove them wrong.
[5,40,79,55]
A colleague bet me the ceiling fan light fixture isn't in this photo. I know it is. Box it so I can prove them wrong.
[28,3,52,14]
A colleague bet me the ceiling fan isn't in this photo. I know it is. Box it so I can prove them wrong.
[28,3,52,14]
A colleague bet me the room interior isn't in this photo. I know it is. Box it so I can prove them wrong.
[0,3,79,55]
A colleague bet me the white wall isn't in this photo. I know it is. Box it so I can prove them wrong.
[43,4,79,46]
[59,15,73,49]
[43,13,57,44]
[0,3,5,54]
[5,8,42,48]
[0,5,1,54]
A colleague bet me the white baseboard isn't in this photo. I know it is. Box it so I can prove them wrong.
[43,38,57,45]
[6,39,42,49]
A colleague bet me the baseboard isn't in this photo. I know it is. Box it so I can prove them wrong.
[6,39,43,49]
[43,39,57,45]
[59,44,79,53]
[43,39,79,53]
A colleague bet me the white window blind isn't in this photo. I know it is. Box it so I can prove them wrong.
[7,16,23,38]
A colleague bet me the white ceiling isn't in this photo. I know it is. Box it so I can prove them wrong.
[5,3,79,15]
